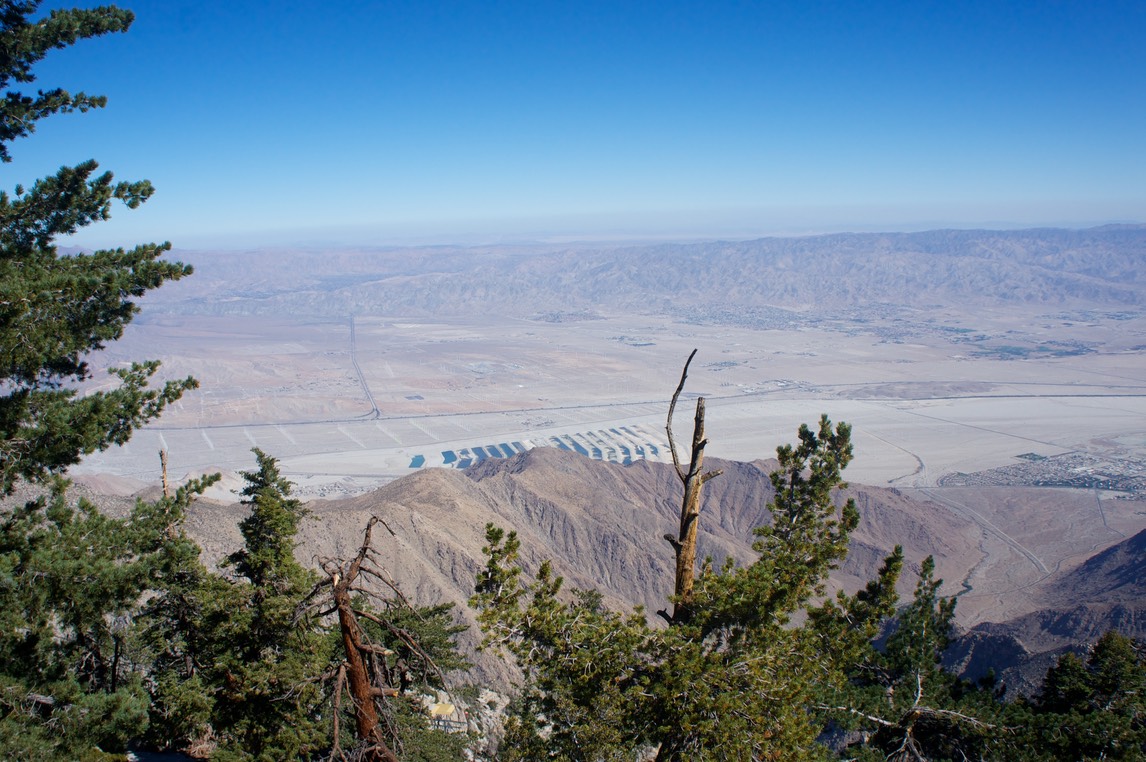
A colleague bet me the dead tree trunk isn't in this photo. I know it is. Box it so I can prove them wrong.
[327,519,400,762]
[159,449,170,498]
[661,349,722,625]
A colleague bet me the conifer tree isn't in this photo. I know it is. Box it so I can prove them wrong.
[0,473,217,759]
[474,358,906,760]
[204,449,331,762]
[0,481,148,758]
[0,4,198,755]
[1022,631,1146,760]
[137,477,223,756]
[821,556,1005,761]
[0,1,195,494]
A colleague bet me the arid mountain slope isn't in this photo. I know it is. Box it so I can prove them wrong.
[1037,526,1146,609]
[73,447,1144,692]
[183,447,977,684]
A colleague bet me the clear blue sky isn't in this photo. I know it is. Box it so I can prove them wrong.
[13,0,1146,248]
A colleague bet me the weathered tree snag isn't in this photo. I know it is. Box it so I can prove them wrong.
[661,349,723,625]
[159,449,170,498]
[324,518,401,762]
[304,516,455,761]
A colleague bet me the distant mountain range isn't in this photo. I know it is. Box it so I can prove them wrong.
[152,225,1146,318]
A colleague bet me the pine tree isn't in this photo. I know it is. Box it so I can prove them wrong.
[204,449,331,762]
[0,473,219,759]
[821,556,1005,761]
[1022,631,1146,760]
[0,4,198,755]
[0,1,195,494]
[473,357,907,760]
[136,477,223,756]
[0,482,146,758]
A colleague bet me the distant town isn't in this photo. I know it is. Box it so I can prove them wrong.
[939,450,1146,495]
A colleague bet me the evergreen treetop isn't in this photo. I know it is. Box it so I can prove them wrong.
[0,0,195,493]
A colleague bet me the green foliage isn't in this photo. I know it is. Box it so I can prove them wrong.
[388,695,471,762]
[689,417,861,638]
[229,448,311,590]
[0,475,215,759]
[0,1,133,160]
[0,5,203,753]
[475,415,898,761]
[1020,631,1146,760]
[0,1,194,493]
[136,479,224,753]
[0,673,148,761]
[820,555,1006,760]
[200,450,330,761]
[364,602,473,692]
[882,556,957,682]
[807,545,904,680]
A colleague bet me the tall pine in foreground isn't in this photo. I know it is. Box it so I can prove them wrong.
[0,2,194,758]
[201,449,331,761]
[0,1,195,493]
[134,452,328,759]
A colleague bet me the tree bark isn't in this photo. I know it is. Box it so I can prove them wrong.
[330,519,400,762]
[663,350,722,624]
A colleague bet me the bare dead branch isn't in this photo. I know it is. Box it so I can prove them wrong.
[665,348,698,481]
[905,706,1004,732]
[355,608,447,687]
[699,470,723,485]
[159,449,170,498]
[814,704,899,729]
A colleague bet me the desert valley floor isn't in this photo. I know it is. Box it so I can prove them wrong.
[77,308,1145,489]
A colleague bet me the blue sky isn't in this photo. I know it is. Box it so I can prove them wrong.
[13,0,1146,248]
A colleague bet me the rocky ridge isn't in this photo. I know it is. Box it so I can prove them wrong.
[181,447,980,686]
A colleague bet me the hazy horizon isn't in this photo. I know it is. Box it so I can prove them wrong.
[16,1,1142,250]
[76,214,1146,253]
